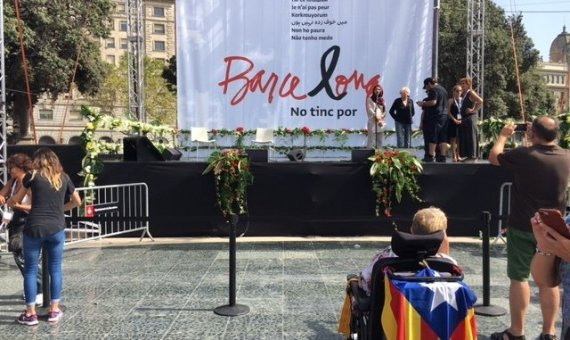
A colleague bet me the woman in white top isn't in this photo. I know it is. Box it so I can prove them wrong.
[366,85,386,149]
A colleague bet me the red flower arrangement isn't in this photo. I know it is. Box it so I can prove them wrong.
[236,127,244,135]
[369,149,423,217]
[301,126,311,135]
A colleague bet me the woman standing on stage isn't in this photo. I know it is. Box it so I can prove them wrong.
[9,148,81,325]
[389,86,415,148]
[458,77,483,161]
[366,85,386,149]
[447,85,463,162]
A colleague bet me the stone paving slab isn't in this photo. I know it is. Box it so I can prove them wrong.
[0,238,553,339]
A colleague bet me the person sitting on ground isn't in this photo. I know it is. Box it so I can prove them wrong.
[358,207,455,295]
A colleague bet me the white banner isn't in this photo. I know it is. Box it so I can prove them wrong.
[177,0,433,130]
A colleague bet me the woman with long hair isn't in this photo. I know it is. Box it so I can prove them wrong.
[8,148,81,325]
[366,85,386,148]
[0,153,43,303]
[458,77,483,161]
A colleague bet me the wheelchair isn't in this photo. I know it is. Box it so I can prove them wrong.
[343,230,474,340]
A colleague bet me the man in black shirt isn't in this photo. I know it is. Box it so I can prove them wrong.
[417,77,449,162]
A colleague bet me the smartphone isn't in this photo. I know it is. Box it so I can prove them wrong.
[538,208,570,239]
[514,123,527,132]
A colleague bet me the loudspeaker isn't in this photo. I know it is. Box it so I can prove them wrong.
[351,148,375,163]
[162,148,182,161]
[287,148,305,162]
[246,149,268,162]
[123,136,165,161]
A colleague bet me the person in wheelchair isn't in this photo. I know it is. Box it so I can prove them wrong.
[339,207,476,340]
[358,207,456,295]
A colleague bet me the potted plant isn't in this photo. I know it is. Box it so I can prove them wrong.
[369,149,423,217]
[202,149,253,316]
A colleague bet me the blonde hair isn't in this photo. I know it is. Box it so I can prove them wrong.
[452,85,462,93]
[32,148,63,190]
[411,207,447,235]
[400,87,410,96]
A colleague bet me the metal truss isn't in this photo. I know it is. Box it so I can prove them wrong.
[466,0,485,119]
[0,0,7,185]
[127,0,146,122]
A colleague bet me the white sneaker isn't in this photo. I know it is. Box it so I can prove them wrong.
[35,294,43,305]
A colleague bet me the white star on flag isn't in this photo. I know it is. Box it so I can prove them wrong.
[419,281,463,312]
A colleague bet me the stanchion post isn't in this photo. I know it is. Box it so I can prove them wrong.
[214,214,249,316]
[41,245,50,307]
[474,211,507,316]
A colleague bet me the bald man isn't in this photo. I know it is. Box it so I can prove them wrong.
[489,116,570,340]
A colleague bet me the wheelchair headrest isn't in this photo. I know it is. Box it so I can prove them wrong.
[391,230,444,259]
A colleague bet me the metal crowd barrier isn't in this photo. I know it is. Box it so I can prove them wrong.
[494,182,512,245]
[65,182,153,245]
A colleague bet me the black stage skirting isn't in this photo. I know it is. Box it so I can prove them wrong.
[96,161,512,237]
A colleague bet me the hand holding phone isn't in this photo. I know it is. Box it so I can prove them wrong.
[514,123,528,132]
[538,208,570,239]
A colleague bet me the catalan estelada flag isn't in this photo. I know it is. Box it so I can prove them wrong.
[381,268,477,340]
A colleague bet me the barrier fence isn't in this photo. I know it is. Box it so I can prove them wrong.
[0,182,152,255]
[65,182,153,245]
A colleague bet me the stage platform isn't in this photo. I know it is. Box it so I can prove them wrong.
[96,160,512,237]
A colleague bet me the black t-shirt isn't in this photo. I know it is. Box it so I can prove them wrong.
[425,84,448,121]
[23,172,75,238]
[498,144,570,232]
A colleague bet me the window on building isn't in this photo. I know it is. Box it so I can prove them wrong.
[39,109,53,120]
[153,7,165,17]
[116,3,125,13]
[106,38,115,48]
[68,136,82,145]
[154,41,165,52]
[39,136,56,145]
[106,55,116,64]
[120,20,127,31]
[120,38,128,49]
[153,23,165,34]
[69,110,83,121]
[99,136,113,143]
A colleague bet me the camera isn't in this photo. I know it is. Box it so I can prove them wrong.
[514,123,527,132]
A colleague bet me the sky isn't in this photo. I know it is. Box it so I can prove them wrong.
[492,0,570,61]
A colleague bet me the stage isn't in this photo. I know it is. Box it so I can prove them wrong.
[96,160,512,237]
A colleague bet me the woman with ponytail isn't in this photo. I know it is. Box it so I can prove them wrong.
[8,148,81,325]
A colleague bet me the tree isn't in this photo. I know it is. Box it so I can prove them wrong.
[4,0,114,142]
[439,0,554,120]
[162,55,176,94]
[95,55,177,125]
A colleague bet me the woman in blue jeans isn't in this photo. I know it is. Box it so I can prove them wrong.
[8,148,81,325]
[388,87,415,148]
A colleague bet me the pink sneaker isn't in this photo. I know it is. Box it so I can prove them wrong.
[17,313,38,326]
[48,310,63,323]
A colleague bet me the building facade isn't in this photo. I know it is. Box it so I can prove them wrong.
[538,26,570,114]
[32,0,176,145]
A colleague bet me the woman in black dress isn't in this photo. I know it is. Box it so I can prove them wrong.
[458,77,483,160]
[447,85,463,162]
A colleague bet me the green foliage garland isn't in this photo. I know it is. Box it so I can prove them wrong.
[369,149,423,217]
[79,106,176,187]
[202,149,254,221]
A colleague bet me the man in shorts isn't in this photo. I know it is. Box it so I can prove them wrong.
[417,77,449,163]
[489,116,570,340]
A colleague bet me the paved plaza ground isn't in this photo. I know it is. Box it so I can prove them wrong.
[0,237,554,339]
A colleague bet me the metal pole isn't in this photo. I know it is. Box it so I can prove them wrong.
[214,214,249,316]
[432,0,440,79]
[474,211,507,316]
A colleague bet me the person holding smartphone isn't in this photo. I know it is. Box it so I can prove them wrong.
[531,213,570,340]
[489,117,570,340]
